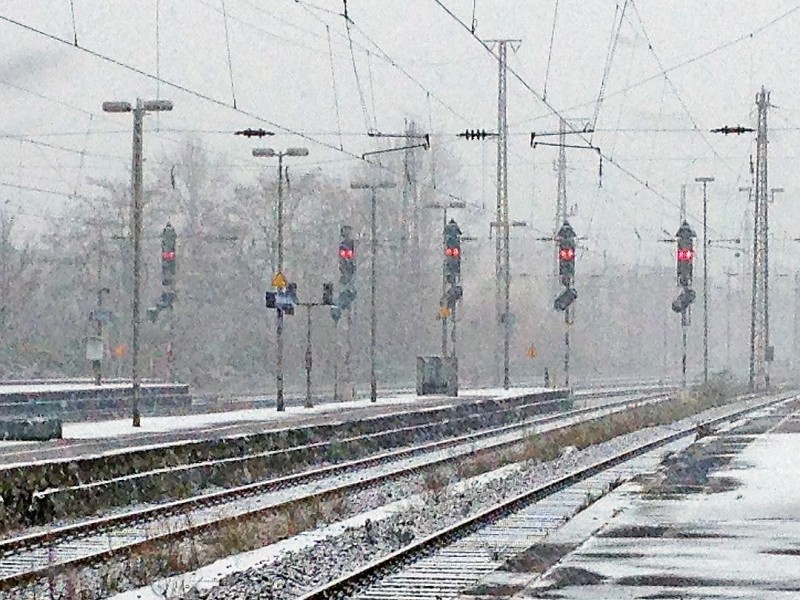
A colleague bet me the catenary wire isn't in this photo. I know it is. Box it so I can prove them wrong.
[0,12,477,212]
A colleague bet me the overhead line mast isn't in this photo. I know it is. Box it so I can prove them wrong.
[484,38,520,389]
[750,87,771,390]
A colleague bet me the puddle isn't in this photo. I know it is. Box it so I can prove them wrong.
[544,566,606,587]
[598,525,732,539]
[615,574,751,587]
[578,551,646,559]
[729,418,782,434]
[501,543,576,573]
[762,548,800,556]
[463,583,525,596]
[773,417,800,433]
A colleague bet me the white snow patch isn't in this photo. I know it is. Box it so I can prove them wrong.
[62,394,443,440]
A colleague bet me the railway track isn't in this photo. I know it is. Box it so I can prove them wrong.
[7,388,665,529]
[0,390,672,593]
[296,391,794,600]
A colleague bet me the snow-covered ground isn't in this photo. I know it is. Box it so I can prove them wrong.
[59,387,552,440]
[0,382,182,394]
[522,422,800,598]
[61,394,425,439]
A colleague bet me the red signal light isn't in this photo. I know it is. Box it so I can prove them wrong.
[161,250,176,261]
[445,247,460,257]
[339,248,354,260]
[677,248,694,262]
[558,247,575,261]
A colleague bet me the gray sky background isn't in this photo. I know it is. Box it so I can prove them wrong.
[3,0,800,277]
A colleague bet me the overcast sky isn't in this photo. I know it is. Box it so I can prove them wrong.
[3,0,800,276]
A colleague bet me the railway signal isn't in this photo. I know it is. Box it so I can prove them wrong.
[557,221,576,286]
[444,219,462,285]
[338,225,356,287]
[334,224,357,318]
[554,287,577,312]
[161,222,177,287]
[676,220,696,288]
[672,287,696,313]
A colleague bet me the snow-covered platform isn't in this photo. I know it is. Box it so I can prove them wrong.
[486,406,800,599]
[0,386,564,465]
[0,381,190,419]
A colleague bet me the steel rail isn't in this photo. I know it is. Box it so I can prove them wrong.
[0,391,673,591]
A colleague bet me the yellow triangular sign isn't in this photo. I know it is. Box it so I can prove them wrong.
[272,271,288,289]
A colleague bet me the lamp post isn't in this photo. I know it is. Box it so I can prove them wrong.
[252,147,309,412]
[103,98,173,427]
[695,176,714,384]
[350,179,397,403]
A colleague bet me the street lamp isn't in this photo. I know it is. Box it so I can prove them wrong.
[695,176,714,385]
[350,179,397,403]
[252,146,310,412]
[103,98,173,427]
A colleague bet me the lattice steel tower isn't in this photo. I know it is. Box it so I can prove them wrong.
[485,39,513,388]
[749,87,770,390]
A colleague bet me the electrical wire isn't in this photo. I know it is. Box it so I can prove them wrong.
[367,50,380,132]
[0,11,476,211]
[220,0,238,108]
[68,0,78,45]
[542,0,559,103]
[628,1,728,167]
[155,0,162,130]
[430,0,705,224]
[0,135,126,161]
[343,8,373,133]
[326,25,345,151]
[72,113,93,199]
[591,1,627,137]
[515,1,800,129]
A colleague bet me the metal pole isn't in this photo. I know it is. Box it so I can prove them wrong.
[451,304,457,363]
[304,305,313,408]
[794,271,800,374]
[131,99,143,427]
[726,275,732,371]
[93,288,104,385]
[662,312,668,382]
[441,207,448,356]
[333,320,339,402]
[696,176,714,384]
[370,187,378,403]
[504,210,511,389]
[346,309,353,400]
[166,305,175,382]
[276,153,285,411]
[764,189,771,389]
[564,308,570,387]
[703,182,709,384]
[682,319,687,388]
[93,224,106,386]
